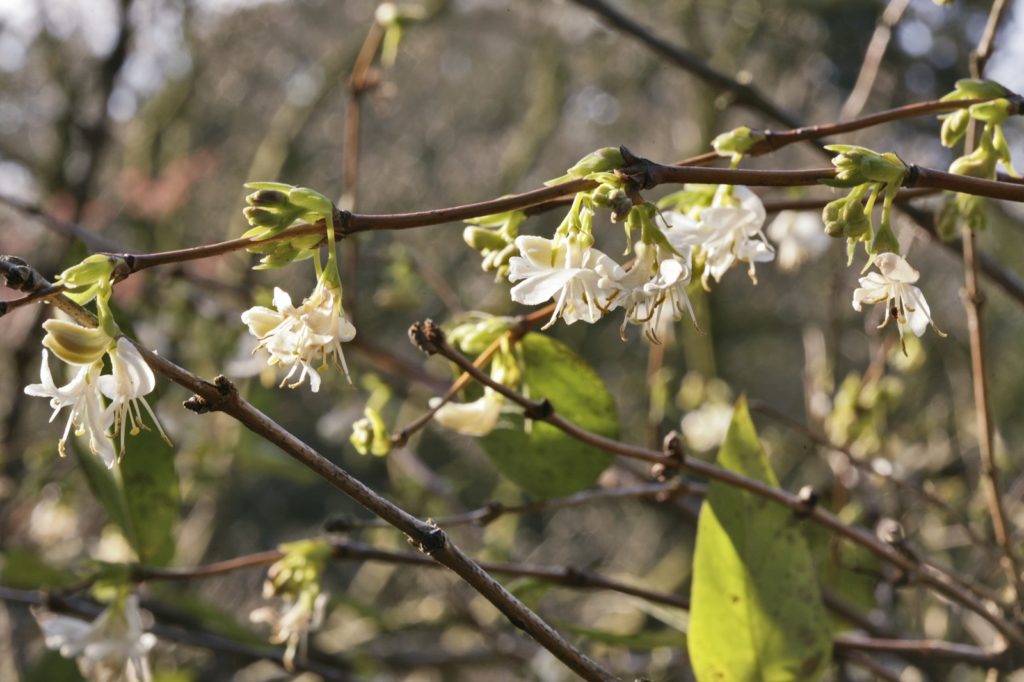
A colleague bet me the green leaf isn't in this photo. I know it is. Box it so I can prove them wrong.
[480,333,617,498]
[688,397,832,681]
[119,424,179,566]
[73,442,137,552]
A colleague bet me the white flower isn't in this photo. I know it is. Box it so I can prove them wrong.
[241,281,356,392]
[507,235,618,328]
[251,592,328,671]
[33,594,157,682]
[597,241,696,342]
[852,253,941,344]
[692,186,774,286]
[766,210,831,271]
[430,389,504,436]
[99,338,170,458]
[24,351,116,467]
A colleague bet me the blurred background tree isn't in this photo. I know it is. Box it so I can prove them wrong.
[1,0,1024,679]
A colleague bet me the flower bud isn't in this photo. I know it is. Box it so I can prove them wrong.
[246,189,290,207]
[349,407,391,457]
[968,98,1011,125]
[564,147,625,179]
[463,226,510,252]
[936,198,960,241]
[822,199,846,237]
[825,145,906,185]
[841,200,871,239]
[949,145,997,179]
[943,78,1008,101]
[42,318,113,365]
[711,126,766,160]
[939,108,970,148]
[286,186,333,216]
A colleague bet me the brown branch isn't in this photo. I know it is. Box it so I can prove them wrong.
[2,263,618,682]
[412,320,1024,649]
[834,634,1008,668]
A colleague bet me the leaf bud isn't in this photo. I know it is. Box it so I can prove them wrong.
[350,406,392,457]
[711,126,766,160]
[564,147,625,179]
[939,108,970,148]
[967,98,1011,125]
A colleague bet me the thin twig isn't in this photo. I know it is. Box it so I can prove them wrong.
[413,321,1024,649]
[961,0,1024,611]
[839,0,911,121]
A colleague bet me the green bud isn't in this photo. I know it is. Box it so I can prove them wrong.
[287,186,333,216]
[463,226,510,252]
[943,78,1008,101]
[825,145,906,185]
[822,198,845,237]
[949,145,997,179]
[968,98,1011,125]
[711,126,766,160]
[842,199,871,239]
[350,407,391,457]
[58,254,119,288]
[449,316,515,355]
[939,108,970,148]
[564,147,625,179]
[42,318,113,365]
[245,189,290,207]
[243,206,284,228]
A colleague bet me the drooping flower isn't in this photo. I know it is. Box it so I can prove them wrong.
[766,210,831,271]
[507,234,619,328]
[33,593,157,682]
[25,351,116,467]
[698,187,774,285]
[853,253,942,346]
[241,281,357,392]
[430,389,504,436]
[99,338,170,457]
[250,592,328,671]
[597,240,696,342]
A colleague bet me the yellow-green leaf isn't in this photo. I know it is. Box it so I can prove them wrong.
[688,397,831,681]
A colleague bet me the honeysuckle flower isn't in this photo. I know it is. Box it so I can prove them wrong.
[250,591,328,671]
[693,186,774,286]
[99,338,170,457]
[507,235,619,328]
[430,388,504,436]
[597,241,696,342]
[767,210,831,271]
[32,593,156,682]
[241,281,356,392]
[25,351,116,466]
[852,253,942,345]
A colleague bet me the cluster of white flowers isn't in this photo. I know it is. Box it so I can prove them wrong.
[24,320,168,469]
[33,593,157,682]
[507,186,774,339]
[241,280,356,392]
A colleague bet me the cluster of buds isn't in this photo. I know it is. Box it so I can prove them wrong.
[463,209,526,279]
[937,79,1020,235]
[242,182,336,270]
[822,144,906,263]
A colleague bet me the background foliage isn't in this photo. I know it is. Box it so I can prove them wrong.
[2,0,1024,679]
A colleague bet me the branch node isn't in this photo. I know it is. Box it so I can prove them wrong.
[652,431,685,480]
[524,398,554,421]
[323,515,358,533]
[477,502,506,526]
[562,566,587,586]
[903,164,920,188]
[335,208,354,236]
[411,524,447,557]
[408,319,445,355]
[182,395,213,414]
[794,485,819,518]
[213,374,237,397]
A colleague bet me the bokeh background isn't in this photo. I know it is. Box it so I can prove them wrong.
[2,0,1024,679]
